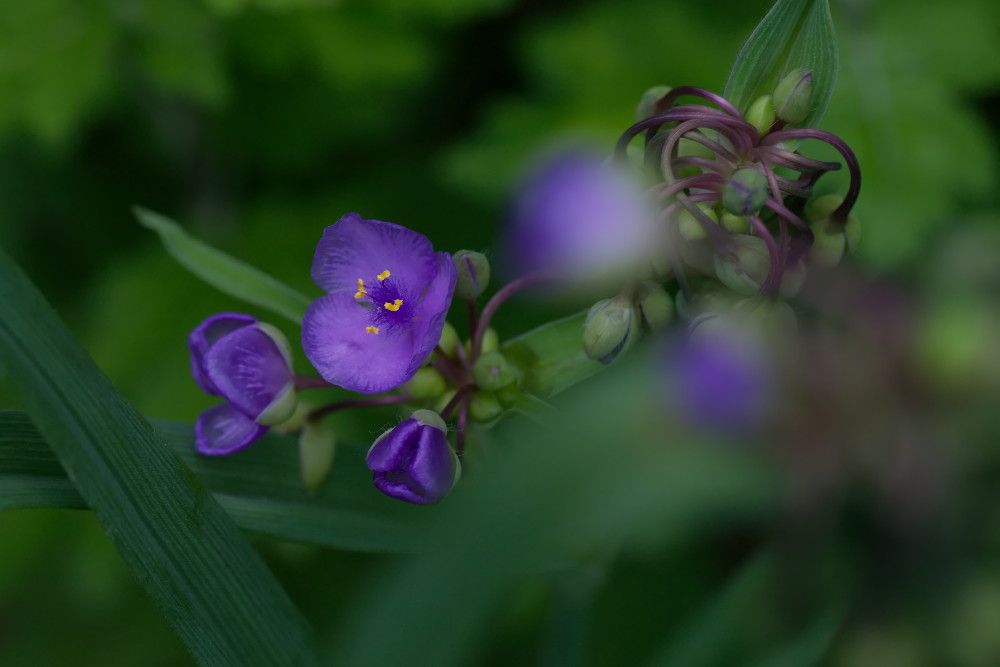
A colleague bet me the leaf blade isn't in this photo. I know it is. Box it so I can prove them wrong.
[135,205,313,323]
[0,248,317,666]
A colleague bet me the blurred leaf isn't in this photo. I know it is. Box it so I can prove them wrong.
[0,411,429,553]
[724,0,838,129]
[748,603,844,667]
[0,248,317,666]
[645,552,773,667]
[502,311,604,398]
[135,206,313,323]
[324,356,776,666]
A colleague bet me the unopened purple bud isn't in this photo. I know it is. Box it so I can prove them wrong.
[366,410,459,505]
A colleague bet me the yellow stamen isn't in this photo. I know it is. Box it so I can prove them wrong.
[365,326,380,334]
[355,278,366,299]
[383,299,403,312]
[376,269,391,281]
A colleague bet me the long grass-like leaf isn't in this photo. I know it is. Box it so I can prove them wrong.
[135,206,313,324]
[0,411,429,552]
[0,248,317,666]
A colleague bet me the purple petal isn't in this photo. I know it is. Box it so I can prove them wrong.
[310,213,439,294]
[202,324,294,421]
[404,251,458,380]
[367,418,454,505]
[188,313,257,394]
[302,293,418,394]
[195,403,269,456]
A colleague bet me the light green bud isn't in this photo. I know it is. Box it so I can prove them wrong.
[635,85,672,121]
[434,389,456,414]
[437,321,459,357]
[809,220,847,268]
[583,296,637,364]
[720,211,750,234]
[714,235,771,295]
[472,350,518,391]
[452,250,490,300]
[411,408,447,432]
[469,392,503,422]
[745,94,775,136]
[676,134,717,178]
[404,367,448,400]
[636,281,674,330]
[773,69,813,125]
[677,204,717,241]
[722,168,769,217]
[739,298,797,338]
[467,327,500,357]
[256,384,298,427]
[299,419,336,495]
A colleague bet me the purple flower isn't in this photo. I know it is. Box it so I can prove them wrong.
[189,313,297,455]
[505,146,653,284]
[366,410,459,505]
[302,213,457,394]
[663,320,775,434]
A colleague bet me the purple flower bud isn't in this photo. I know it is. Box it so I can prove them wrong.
[366,410,459,505]
[188,312,296,455]
[302,213,457,394]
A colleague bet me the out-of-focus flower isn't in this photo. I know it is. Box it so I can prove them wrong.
[505,146,654,287]
[302,213,457,394]
[189,312,296,455]
[366,410,459,505]
[663,319,776,434]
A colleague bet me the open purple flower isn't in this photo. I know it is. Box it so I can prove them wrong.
[189,313,297,455]
[302,213,457,394]
[366,410,459,505]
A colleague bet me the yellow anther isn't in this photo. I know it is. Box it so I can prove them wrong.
[365,326,380,334]
[377,269,391,281]
[383,299,403,312]
[355,278,366,299]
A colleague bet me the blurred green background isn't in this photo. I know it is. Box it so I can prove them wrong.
[2,0,1000,664]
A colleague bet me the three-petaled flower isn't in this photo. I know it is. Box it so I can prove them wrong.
[189,312,297,455]
[302,213,457,394]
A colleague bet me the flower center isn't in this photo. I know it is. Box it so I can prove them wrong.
[355,268,414,334]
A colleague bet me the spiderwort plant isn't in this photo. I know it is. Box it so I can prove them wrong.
[188,312,297,455]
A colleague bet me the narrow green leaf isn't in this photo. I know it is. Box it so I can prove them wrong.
[724,0,838,129]
[502,311,605,398]
[0,248,317,666]
[134,206,313,323]
[0,411,430,553]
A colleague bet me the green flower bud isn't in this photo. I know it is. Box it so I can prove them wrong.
[720,211,750,234]
[809,220,847,268]
[437,321,460,357]
[467,327,500,357]
[583,296,637,364]
[805,193,842,221]
[299,419,336,495]
[469,391,503,423]
[738,298,797,338]
[773,68,813,125]
[677,204,717,241]
[722,168,769,217]
[452,250,491,300]
[635,85,671,121]
[674,281,740,321]
[472,350,518,391]
[779,260,807,298]
[404,367,448,400]
[636,280,674,330]
[714,235,771,295]
[434,389,456,414]
[256,384,298,427]
[745,94,775,136]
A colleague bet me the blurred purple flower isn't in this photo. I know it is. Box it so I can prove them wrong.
[189,313,296,455]
[505,147,653,284]
[366,411,458,505]
[664,321,775,434]
[302,213,457,394]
